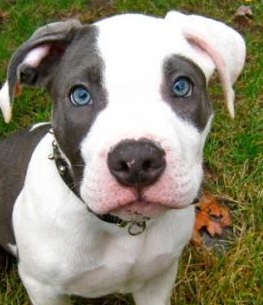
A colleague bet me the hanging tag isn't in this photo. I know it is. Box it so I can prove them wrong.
[128,221,146,236]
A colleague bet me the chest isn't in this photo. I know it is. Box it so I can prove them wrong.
[62,224,181,298]
[15,193,194,298]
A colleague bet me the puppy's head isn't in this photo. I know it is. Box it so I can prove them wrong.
[0,12,245,221]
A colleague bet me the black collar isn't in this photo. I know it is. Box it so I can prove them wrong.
[48,129,147,236]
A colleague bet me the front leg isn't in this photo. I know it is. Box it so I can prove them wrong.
[132,260,178,305]
[19,264,72,305]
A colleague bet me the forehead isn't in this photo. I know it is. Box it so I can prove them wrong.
[93,15,186,106]
[96,14,169,54]
[95,14,183,76]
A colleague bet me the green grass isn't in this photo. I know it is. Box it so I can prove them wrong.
[0,0,262,304]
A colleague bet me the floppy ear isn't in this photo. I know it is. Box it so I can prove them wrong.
[165,11,246,118]
[0,19,82,123]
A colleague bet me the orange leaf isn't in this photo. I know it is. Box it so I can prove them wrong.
[191,192,232,247]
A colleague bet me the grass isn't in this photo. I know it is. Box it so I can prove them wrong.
[0,0,262,304]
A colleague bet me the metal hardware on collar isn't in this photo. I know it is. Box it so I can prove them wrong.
[116,219,129,228]
[116,219,147,236]
[47,128,148,236]
[128,221,147,236]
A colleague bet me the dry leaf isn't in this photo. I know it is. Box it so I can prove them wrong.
[191,192,232,247]
[235,5,253,17]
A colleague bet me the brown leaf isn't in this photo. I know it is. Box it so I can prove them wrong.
[191,192,232,247]
[0,10,8,22]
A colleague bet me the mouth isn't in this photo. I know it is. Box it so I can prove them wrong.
[85,187,199,224]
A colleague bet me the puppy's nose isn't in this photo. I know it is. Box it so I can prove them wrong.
[107,139,166,187]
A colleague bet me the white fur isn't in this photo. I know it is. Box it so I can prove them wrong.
[0,81,12,123]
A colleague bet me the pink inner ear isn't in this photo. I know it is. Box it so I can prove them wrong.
[23,44,51,68]
[185,32,235,118]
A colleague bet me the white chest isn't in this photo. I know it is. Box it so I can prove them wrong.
[14,192,194,298]
[64,239,177,298]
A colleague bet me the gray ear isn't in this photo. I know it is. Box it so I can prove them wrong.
[0,19,82,123]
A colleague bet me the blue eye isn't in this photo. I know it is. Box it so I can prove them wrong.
[70,86,92,106]
[172,77,192,97]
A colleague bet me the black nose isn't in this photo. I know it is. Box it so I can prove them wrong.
[107,139,166,187]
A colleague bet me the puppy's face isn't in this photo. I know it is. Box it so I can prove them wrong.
[49,16,213,221]
[0,13,245,221]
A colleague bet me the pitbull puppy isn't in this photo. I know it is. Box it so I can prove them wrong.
[0,11,245,305]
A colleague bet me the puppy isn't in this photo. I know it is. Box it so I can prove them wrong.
[0,11,245,305]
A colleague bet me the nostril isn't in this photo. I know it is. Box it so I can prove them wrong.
[113,161,130,172]
[120,161,130,172]
[142,159,155,172]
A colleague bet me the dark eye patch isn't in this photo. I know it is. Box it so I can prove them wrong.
[162,55,213,130]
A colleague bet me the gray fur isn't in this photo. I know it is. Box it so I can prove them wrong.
[0,124,50,249]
